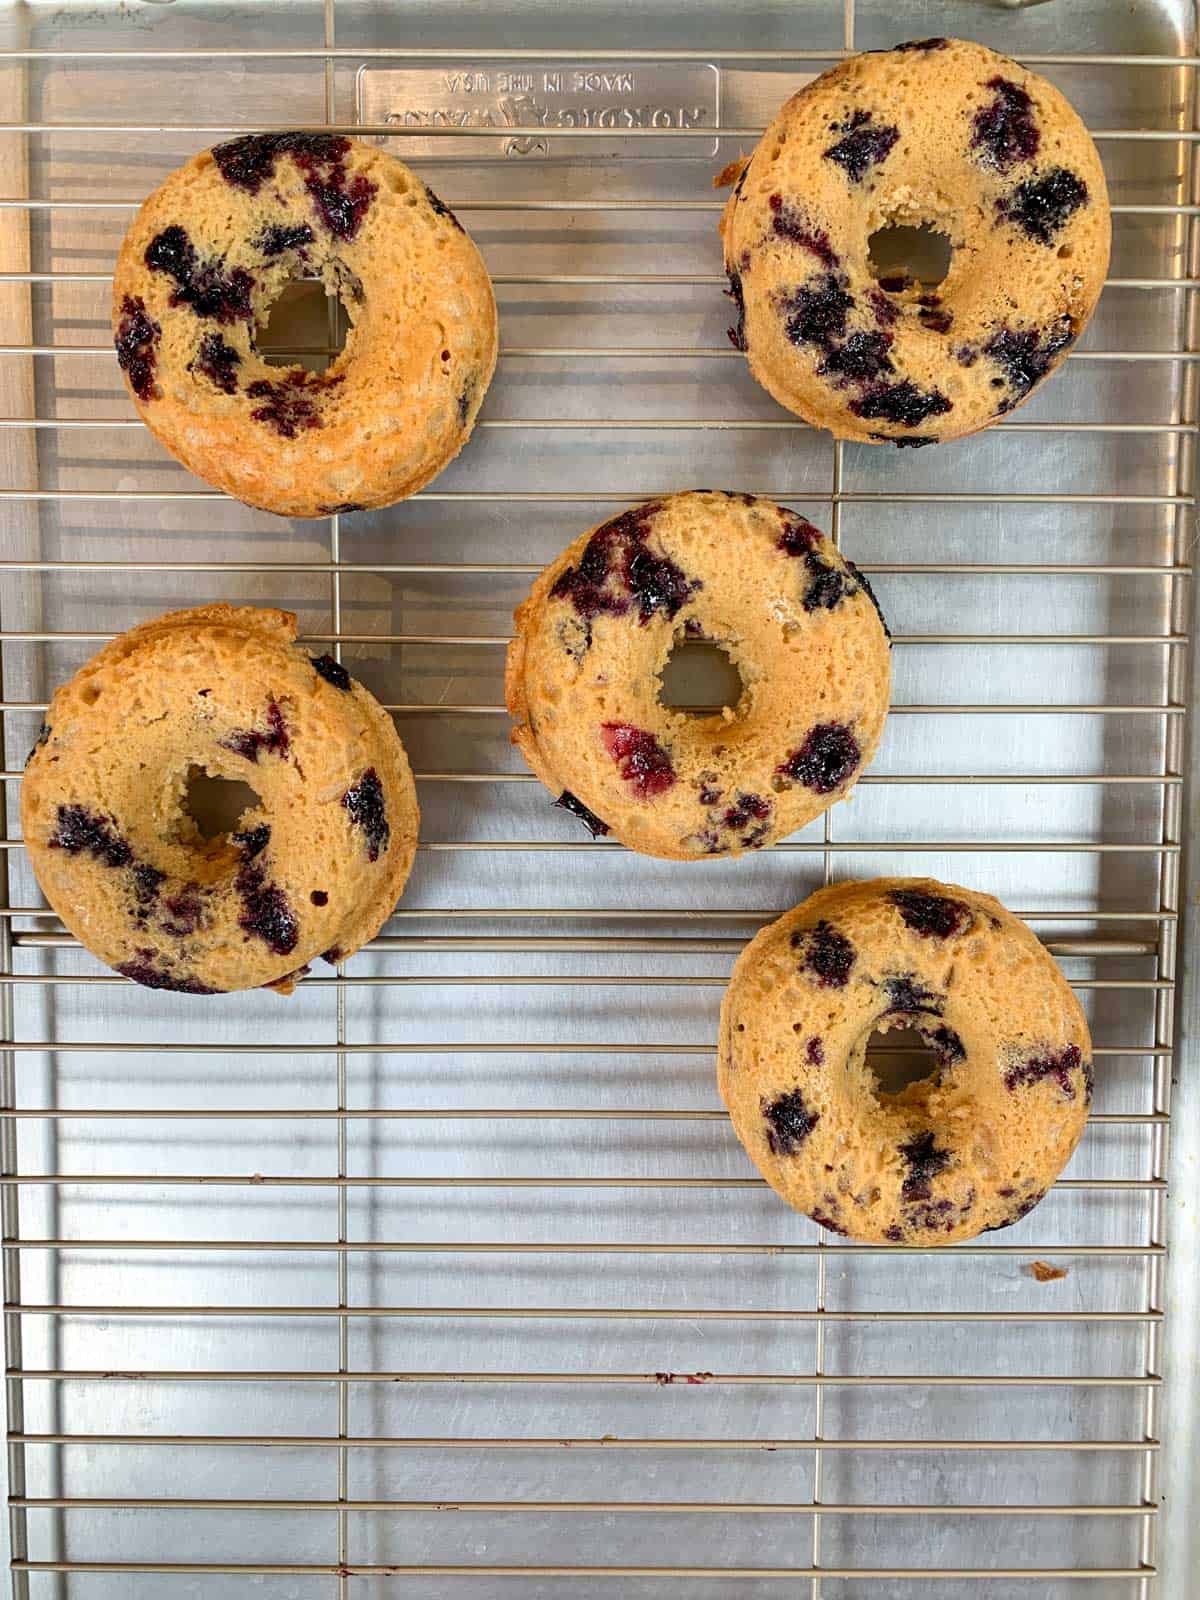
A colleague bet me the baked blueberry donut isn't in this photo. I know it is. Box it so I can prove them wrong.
[21,605,418,994]
[505,491,891,860]
[718,878,1093,1243]
[112,133,497,516]
[719,38,1109,446]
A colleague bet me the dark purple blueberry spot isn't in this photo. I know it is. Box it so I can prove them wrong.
[898,1130,951,1201]
[779,273,854,350]
[824,111,900,183]
[236,859,298,956]
[1004,1043,1088,1101]
[819,329,895,384]
[767,194,839,266]
[114,294,161,401]
[311,890,328,906]
[984,317,1076,411]
[918,305,953,335]
[792,920,855,988]
[867,288,899,327]
[160,884,204,938]
[850,379,952,429]
[212,133,377,242]
[810,1208,848,1235]
[776,512,822,557]
[762,1087,821,1156]
[312,170,375,241]
[956,344,979,367]
[322,946,344,966]
[777,722,860,795]
[884,1224,905,1243]
[726,267,747,351]
[922,1024,966,1067]
[342,767,390,862]
[894,37,949,52]
[233,824,270,859]
[877,273,911,294]
[424,184,465,231]
[869,432,938,449]
[601,723,676,797]
[806,1036,824,1066]
[193,331,241,394]
[213,132,345,193]
[116,959,219,995]
[254,221,315,257]
[549,503,699,626]
[801,549,854,612]
[144,225,255,325]
[554,789,610,838]
[143,223,194,282]
[843,559,891,638]
[972,77,1040,173]
[984,1188,1047,1232]
[222,700,289,762]
[698,783,722,806]
[890,887,972,939]
[881,973,944,1017]
[245,373,328,438]
[722,791,773,849]
[25,722,51,766]
[997,166,1087,245]
[49,805,132,868]
[312,653,352,691]
[131,863,165,905]
[905,1196,965,1233]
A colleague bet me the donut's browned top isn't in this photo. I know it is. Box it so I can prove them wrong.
[21,604,419,994]
[721,38,1109,446]
[718,877,1092,1243]
[506,491,891,860]
[113,135,498,517]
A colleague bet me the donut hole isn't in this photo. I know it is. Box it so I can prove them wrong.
[866,1026,941,1099]
[867,224,952,292]
[257,277,350,375]
[184,767,263,843]
[658,639,744,715]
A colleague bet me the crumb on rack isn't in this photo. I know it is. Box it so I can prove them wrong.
[1028,1259,1068,1282]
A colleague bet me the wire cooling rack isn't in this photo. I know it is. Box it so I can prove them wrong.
[0,0,1197,1595]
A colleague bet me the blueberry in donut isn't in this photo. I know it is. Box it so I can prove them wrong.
[718,38,1109,445]
[719,877,1093,1244]
[505,491,891,861]
[112,135,497,517]
[21,605,419,995]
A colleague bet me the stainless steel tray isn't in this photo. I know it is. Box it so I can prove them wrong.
[0,0,1197,1594]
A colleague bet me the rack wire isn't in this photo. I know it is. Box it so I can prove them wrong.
[0,0,1195,1593]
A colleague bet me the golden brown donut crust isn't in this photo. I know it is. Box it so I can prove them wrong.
[21,604,419,994]
[718,877,1092,1243]
[506,491,891,860]
[112,135,498,517]
[720,38,1109,446]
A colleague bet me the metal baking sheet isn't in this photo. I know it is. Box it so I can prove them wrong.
[0,0,1195,1595]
